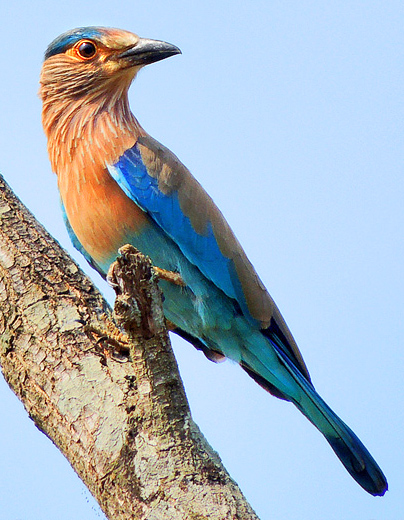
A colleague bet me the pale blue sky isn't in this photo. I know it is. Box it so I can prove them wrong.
[0,1,403,519]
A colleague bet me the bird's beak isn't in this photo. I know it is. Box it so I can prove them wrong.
[117,38,181,67]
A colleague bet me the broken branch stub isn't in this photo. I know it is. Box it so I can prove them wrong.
[107,245,166,339]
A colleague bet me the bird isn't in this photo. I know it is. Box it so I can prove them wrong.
[39,26,387,496]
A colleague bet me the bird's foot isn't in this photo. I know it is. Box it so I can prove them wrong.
[153,266,186,287]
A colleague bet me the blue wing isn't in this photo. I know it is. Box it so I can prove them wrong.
[107,137,257,323]
[107,136,310,380]
[107,134,310,378]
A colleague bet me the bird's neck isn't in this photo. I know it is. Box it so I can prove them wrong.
[41,90,145,181]
[41,90,149,268]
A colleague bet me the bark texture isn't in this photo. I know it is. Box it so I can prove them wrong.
[0,174,260,520]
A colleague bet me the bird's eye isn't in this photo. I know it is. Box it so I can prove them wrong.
[76,40,97,59]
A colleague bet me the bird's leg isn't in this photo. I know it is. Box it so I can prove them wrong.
[153,266,186,287]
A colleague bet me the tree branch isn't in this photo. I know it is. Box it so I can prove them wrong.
[0,174,260,520]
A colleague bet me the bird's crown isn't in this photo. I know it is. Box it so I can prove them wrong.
[45,27,108,59]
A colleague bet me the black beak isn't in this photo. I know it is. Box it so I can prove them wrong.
[118,38,181,66]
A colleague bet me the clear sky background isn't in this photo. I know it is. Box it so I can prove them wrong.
[0,1,403,519]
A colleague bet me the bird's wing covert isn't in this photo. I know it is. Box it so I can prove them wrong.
[107,134,274,327]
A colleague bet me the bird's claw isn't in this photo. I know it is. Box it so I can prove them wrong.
[153,266,186,287]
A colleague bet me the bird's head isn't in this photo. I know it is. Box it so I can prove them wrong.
[40,26,181,104]
[40,27,180,171]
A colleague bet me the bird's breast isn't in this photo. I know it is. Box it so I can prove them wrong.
[59,164,149,269]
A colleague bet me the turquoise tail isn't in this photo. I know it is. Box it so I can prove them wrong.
[243,333,388,496]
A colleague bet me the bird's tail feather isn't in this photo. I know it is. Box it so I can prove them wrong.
[247,335,388,496]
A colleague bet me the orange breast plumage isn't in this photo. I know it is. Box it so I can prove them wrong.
[59,164,149,267]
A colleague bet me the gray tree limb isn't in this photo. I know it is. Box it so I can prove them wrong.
[0,174,260,520]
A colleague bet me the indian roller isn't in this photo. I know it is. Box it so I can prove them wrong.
[39,26,387,496]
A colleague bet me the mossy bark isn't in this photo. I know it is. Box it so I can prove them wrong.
[0,174,260,520]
